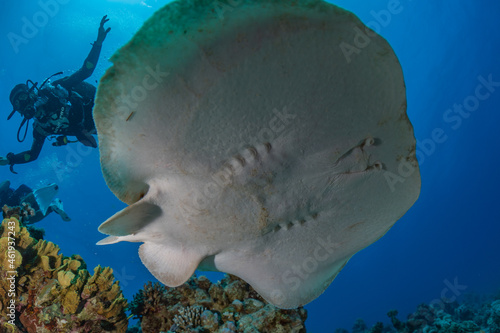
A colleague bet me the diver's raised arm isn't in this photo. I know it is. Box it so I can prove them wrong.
[54,15,111,90]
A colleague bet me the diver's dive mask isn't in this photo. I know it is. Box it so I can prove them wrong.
[15,94,36,119]
[8,82,37,119]
[7,73,63,142]
[8,81,39,142]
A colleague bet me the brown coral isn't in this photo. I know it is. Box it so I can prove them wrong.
[130,274,307,332]
[173,305,205,330]
[0,217,128,332]
[2,204,34,223]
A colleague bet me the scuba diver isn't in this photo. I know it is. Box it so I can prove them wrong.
[0,16,111,173]
[0,180,70,224]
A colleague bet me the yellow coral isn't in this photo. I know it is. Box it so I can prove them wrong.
[40,256,54,271]
[1,217,20,236]
[16,226,34,250]
[0,218,129,332]
[72,270,89,291]
[65,258,82,271]
[94,266,115,291]
[0,239,22,270]
[62,290,80,314]
[57,271,75,288]
[33,240,63,273]
[34,240,61,258]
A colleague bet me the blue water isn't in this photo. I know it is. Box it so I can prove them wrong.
[1,1,499,331]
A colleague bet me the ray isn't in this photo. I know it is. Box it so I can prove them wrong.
[94,0,421,308]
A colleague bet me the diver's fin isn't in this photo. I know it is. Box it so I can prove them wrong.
[139,242,204,287]
[50,198,71,221]
[0,180,10,194]
[33,184,58,215]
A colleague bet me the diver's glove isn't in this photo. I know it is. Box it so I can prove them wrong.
[1,154,17,174]
[52,136,69,147]
[96,15,111,44]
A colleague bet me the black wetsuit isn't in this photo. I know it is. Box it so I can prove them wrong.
[0,184,32,207]
[7,41,103,166]
[0,184,54,224]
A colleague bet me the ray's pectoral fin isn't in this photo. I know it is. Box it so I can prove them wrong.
[139,242,204,287]
[217,248,352,309]
[259,258,351,309]
[97,199,205,287]
[96,200,162,245]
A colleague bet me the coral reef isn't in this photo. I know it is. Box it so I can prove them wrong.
[2,204,45,241]
[129,274,307,332]
[2,203,35,223]
[1,205,306,333]
[0,217,128,332]
[385,298,500,333]
[335,293,500,333]
[333,318,393,333]
[172,305,205,330]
